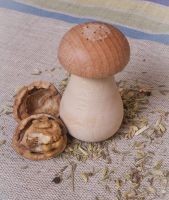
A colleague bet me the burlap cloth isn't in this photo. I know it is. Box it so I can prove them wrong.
[0,1,169,200]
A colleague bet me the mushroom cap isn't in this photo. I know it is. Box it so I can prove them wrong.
[58,21,130,78]
[12,114,67,160]
[13,81,61,122]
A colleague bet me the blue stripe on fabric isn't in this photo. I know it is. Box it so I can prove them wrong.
[0,0,92,23]
[144,0,169,6]
[0,0,169,45]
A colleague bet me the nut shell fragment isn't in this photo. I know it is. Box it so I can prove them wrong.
[13,81,61,122]
[12,114,67,160]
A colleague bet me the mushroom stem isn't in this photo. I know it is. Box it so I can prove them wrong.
[60,75,123,142]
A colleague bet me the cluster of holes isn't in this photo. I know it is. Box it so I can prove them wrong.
[81,24,110,41]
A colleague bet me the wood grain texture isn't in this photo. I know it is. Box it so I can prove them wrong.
[60,75,123,142]
[58,21,130,78]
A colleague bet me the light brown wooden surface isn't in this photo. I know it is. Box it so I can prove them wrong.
[58,22,130,78]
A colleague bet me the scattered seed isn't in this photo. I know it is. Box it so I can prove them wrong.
[69,161,77,191]
[105,184,111,193]
[21,165,29,169]
[134,125,149,136]
[49,67,56,72]
[52,176,62,184]
[31,69,42,75]
[114,179,123,190]
[154,160,163,170]
[0,105,13,115]
[0,139,6,146]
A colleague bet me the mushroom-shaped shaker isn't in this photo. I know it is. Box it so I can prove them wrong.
[58,21,130,142]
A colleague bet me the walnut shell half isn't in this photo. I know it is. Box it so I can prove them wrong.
[12,114,67,160]
[13,81,61,122]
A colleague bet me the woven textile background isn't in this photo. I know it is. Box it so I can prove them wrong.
[0,0,169,200]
